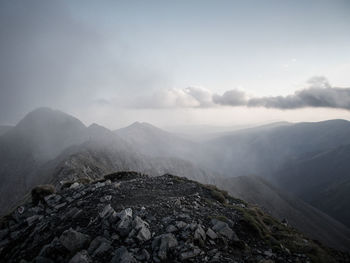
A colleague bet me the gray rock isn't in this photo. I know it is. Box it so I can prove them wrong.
[135,249,150,261]
[44,194,62,207]
[161,216,172,224]
[69,250,91,263]
[100,195,112,203]
[66,197,74,203]
[95,182,105,188]
[116,217,132,237]
[59,228,91,253]
[175,221,187,229]
[188,222,197,231]
[109,211,119,224]
[92,241,112,257]
[100,204,115,218]
[105,180,112,185]
[206,228,218,240]
[136,225,151,242]
[212,220,238,241]
[117,208,133,220]
[70,182,80,189]
[180,248,201,260]
[174,199,181,207]
[194,224,206,241]
[132,216,148,230]
[263,250,274,257]
[65,207,82,219]
[54,202,67,210]
[152,233,178,261]
[26,215,41,226]
[111,246,136,263]
[166,224,177,233]
[88,236,110,254]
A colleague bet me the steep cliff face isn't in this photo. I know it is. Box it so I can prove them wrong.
[1,172,348,263]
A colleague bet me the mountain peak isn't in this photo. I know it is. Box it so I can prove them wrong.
[6,108,87,160]
[127,121,159,130]
[16,107,86,130]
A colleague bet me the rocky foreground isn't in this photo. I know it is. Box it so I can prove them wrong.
[0,172,349,263]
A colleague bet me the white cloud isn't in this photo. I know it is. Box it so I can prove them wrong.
[133,87,214,108]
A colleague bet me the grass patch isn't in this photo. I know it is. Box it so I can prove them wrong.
[201,184,230,204]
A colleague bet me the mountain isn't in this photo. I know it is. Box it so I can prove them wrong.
[0,108,90,215]
[201,119,350,230]
[1,108,350,254]
[214,175,350,252]
[115,122,197,160]
[42,138,212,187]
[274,143,350,228]
[0,125,12,136]
[204,119,350,178]
[5,107,88,160]
[1,172,349,262]
[0,109,211,215]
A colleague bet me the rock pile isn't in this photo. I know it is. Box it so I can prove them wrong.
[0,172,349,263]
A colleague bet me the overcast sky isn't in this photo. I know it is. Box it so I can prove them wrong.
[1,0,350,128]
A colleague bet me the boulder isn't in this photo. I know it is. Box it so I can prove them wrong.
[59,228,91,253]
[69,250,91,263]
[152,233,178,261]
[111,246,136,263]
[206,228,218,240]
[179,248,201,261]
[212,220,238,241]
[194,224,206,242]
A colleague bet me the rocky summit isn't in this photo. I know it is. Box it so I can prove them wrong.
[0,172,349,263]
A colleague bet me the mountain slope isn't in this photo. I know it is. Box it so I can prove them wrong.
[1,172,349,262]
[4,107,88,160]
[215,175,350,252]
[275,143,350,228]
[43,138,213,186]
[115,122,197,160]
[204,119,350,178]
[0,108,89,214]
[0,125,12,136]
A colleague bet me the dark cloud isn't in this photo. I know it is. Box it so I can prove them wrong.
[212,90,247,106]
[213,77,350,110]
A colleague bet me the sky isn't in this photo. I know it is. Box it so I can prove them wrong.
[1,0,350,129]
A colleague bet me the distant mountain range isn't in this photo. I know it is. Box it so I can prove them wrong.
[203,119,350,229]
[1,107,350,251]
[0,108,211,216]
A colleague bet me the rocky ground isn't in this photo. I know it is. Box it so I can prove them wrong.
[0,172,349,263]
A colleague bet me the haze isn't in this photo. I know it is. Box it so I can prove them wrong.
[1,0,350,129]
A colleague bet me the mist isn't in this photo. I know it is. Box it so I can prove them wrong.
[1,1,350,255]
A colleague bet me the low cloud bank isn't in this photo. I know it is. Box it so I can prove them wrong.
[146,77,350,110]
